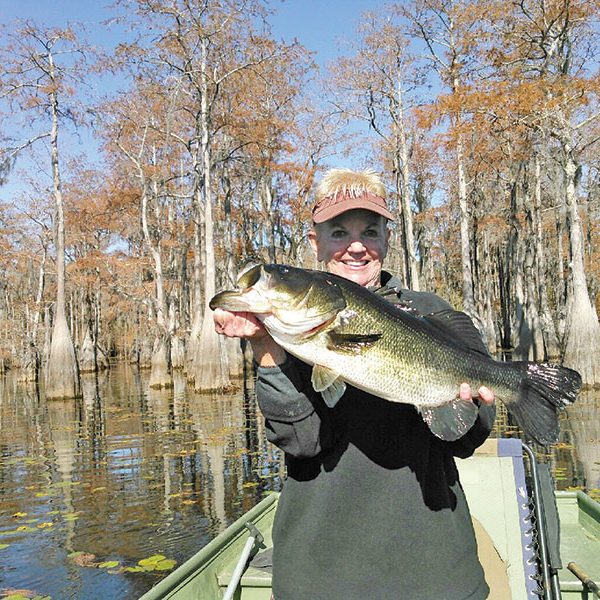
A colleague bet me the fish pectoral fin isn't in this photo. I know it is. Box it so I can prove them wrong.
[311,365,346,408]
[326,331,382,354]
[419,399,479,441]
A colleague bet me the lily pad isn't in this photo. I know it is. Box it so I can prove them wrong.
[1,590,49,600]
[137,554,176,572]
[98,561,119,569]
[15,526,36,533]
[154,559,176,571]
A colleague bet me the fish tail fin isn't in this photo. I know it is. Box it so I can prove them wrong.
[505,362,581,446]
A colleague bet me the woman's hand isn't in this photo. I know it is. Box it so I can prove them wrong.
[213,307,267,339]
[212,308,286,366]
[459,383,495,405]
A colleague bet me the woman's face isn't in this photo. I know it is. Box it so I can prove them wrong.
[309,209,390,288]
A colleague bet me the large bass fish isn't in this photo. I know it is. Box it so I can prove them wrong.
[210,263,581,445]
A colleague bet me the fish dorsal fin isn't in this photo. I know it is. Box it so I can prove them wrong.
[371,285,399,299]
[419,399,479,441]
[370,285,417,312]
[311,365,346,408]
[326,331,382,354]
[423,310,489,356]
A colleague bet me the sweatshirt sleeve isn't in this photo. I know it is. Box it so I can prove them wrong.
[446,402,496,458]
[255,355,336,459]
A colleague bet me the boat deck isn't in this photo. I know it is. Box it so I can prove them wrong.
[138,442,600,600]
[556,491,600,598]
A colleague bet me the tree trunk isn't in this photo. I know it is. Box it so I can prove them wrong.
[555,206,567,344]
[507,178,526,355]
[515,208,545,361]
[193,38,230,392]
[79,327,96,373]
[45,57,80,400]
[562,149,600,385]
[533,154,561,359]
[186,216,203,379]
[18,343,40,384]
[149,334,173,389]
[394,76,419,291]
[479,230,497,354]
[260,174,276,263]
[456,132,476,318]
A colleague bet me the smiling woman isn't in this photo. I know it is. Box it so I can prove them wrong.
[307,169,393,288]
[210,167,501,600]
[308,209,390,287]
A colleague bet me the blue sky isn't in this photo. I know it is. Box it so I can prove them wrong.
[0,0,386,199]
[1,0,384,66]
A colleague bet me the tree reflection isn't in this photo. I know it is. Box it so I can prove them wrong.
[565,390,600,490]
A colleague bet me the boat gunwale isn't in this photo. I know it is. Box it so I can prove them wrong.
[138,493,278,600]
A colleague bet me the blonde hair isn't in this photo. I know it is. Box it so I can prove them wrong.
[316,168,386,200]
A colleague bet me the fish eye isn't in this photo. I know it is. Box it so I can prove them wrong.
[238,264,261,288]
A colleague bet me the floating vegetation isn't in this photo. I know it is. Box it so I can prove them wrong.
[122,566,145,573]
[0,589,50,600]
[68,551,176,574]
[68,552,98,568]
[63,513,79,522]
[137,555,176,571]
[98,561,120,569]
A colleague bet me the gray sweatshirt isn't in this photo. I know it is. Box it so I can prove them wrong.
[255,275,495,600]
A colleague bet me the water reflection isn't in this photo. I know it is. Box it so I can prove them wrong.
[0,368,597,599]
[563,390,600,490]
[0,366,282,600]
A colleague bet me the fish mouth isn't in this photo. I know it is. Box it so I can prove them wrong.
[209,288,271,312]
[210,263,347,337]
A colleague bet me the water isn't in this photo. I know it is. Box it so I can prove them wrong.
[0,366,598,599]
[0,366,283,600]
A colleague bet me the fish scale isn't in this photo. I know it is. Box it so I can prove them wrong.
[314,281,511,406]
[210,263,581,445]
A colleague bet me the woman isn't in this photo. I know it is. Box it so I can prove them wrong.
[213,168,495,600]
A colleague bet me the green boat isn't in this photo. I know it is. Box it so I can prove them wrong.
[139,438,600,600]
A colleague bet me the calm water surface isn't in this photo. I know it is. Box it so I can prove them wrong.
[0,366,283,600]
[0,365,598,600]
